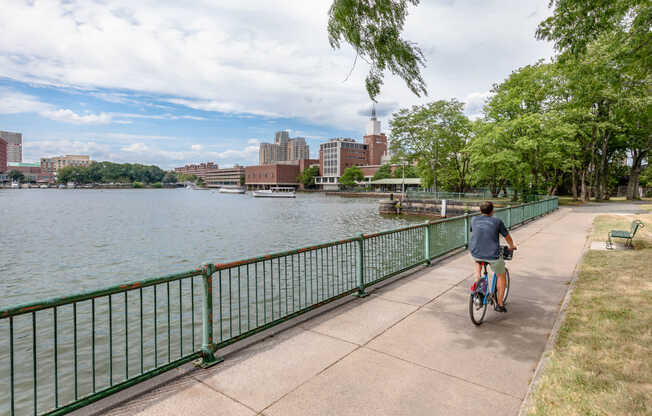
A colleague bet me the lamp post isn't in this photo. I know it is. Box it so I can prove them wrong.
[401,159,407,198]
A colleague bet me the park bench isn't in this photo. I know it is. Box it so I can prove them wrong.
[607,219,645,249]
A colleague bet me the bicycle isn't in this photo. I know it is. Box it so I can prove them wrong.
[469,246,513,325]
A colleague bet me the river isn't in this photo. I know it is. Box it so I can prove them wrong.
[0,188,421,309]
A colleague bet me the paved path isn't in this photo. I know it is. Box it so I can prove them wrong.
[80,206,601,416]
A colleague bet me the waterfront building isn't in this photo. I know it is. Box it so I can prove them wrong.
[174,162,219,179]
[245,158,319,190]
[7,162,52,183]
[203,165,245,188]
[0,131,22,163]
[0,138,6,173]
[314,108,390,190]
[258,131,310,164]
[40,155,91,176]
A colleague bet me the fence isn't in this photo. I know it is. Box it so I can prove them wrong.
[0,197,558,415]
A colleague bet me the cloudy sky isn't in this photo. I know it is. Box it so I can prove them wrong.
[0,0,554,168]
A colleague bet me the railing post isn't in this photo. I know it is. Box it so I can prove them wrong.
[464,213,469,248]
[507,205,512,229]
[199,263,223,368]
[356,233,368,297]
[424,222,431,265]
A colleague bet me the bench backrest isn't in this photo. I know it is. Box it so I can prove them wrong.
[631,220,644,236]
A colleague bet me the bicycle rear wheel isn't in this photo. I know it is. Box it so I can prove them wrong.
[502,268,510,304]
[469,293,487,325]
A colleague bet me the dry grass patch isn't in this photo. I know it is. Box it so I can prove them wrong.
[528,213,652,416]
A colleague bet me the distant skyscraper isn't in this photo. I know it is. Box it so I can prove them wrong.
[0,131,22,163]
[259,131,310,164]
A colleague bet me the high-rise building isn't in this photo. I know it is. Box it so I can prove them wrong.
[259,131,310,164]
[0,138,7,173]
[0,131,22,163]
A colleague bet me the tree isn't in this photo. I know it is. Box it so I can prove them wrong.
[371,164,392,181]
[196,177,205,187]
[389,99,472,193]
[328,0,427,101]
[536,0,651,77]
[8,170,25,183]
[162,171,178,183]
[339,166,364,187]
[297,165,320,188]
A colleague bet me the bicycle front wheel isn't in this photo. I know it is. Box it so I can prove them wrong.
[502,268,510,304]
[469,293,487,325]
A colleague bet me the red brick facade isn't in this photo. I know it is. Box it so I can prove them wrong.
[245,164,301,188]
[174,162,219,180]
[0,138,6,173]
[363,134,387,166]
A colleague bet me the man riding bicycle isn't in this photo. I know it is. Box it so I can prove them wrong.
[469,201,517,313]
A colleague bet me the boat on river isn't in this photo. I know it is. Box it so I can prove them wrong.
[219,186,247,194]
[253,187,296,198]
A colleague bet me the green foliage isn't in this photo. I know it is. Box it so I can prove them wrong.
[162,171,178,183]
[536,0,651,77]
[391,164,418,179]
[56,162,166,184]
[196,177,205,187]
[8,170,25,182]
[176,173,198,183]
[152,182,163,188]
[328,0,426,101]
[297,165,320,188]
[390,99,472,192]
[640,166,652,187]
[132,182,143,188]
[371,164,393,181]
[339,166,364,187]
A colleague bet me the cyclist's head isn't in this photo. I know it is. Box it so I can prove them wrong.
[480,201,494,215]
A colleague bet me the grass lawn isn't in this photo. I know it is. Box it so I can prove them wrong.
[527,208,652,416]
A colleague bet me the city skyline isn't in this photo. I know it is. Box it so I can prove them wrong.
[0,1,553,169]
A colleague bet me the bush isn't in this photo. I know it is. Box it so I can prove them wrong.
[152,182,163,188]
[133,182,143,188]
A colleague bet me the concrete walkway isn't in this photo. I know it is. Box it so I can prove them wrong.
[80,206,603,416]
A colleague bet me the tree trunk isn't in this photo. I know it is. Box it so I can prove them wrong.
[626,150,646,200]
[580,169,588,201]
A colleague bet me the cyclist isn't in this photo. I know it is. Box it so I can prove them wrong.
[469,201,517,313]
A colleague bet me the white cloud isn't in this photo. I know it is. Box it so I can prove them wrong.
[247,138,261,145]
[0,88,53,114]
[0,0,555,131]
[39,109,113,124]
[464,91,492,119]
[190,144,203,151]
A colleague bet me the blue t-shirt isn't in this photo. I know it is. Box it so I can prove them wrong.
[469,215,509,260]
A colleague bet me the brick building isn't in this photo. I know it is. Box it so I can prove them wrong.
[7,162,52,183]
[203,165,245,188]
[314,108,391,190]
[245,159,318,190]
[41,155,91,176]
[0,138,6,173]
[174,162,219,179]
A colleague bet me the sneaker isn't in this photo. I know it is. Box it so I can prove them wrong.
[495,305,507,313]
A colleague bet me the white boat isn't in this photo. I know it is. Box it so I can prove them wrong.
[39,184,48,189]
[10,182,19,189]
[253,187,296,198]
[219,186,246,194]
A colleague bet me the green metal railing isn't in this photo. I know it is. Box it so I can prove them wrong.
[0,197,558,415]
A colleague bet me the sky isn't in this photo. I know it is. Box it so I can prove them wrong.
[0,0,555,169]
